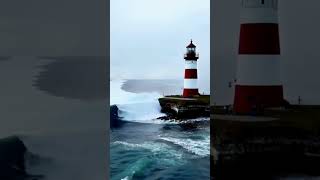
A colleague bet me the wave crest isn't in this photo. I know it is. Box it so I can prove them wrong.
[110,80,165,122]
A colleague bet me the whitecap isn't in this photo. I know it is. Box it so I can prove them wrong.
[159,136,210,157]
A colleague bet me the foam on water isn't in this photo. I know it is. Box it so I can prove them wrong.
[110,80,166,123]
[159,136,210,157]
[112,141,184,161]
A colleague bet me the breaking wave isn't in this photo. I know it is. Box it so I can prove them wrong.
[110,80,165,123]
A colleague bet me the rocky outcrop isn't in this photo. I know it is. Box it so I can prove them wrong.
[111,105,123,128]
[0,136,27,179]
[158,95,210,120]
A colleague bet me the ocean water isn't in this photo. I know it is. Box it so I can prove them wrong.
[110,79,210,180]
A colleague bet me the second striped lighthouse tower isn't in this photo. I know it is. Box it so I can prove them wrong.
[233,0,284,114]
[183,40,199,97]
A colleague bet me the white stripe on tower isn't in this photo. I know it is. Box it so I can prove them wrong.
[185,60,198,69]
[184,79,198,89]
[240,0,278,23]
[236,55,281,85]
[234,0,284,114]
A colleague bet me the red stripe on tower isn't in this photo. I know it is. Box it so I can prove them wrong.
[184,69,198,79]
[239,23,280,54]
[183,40,199,97]
[233,0,284,114]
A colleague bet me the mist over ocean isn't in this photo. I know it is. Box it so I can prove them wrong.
[110,79,210,180]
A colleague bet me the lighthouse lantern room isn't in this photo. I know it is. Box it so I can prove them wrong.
[183,40,199,97]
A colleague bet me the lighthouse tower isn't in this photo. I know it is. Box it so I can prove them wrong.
[183,40,199,97]
[233,0,283,114]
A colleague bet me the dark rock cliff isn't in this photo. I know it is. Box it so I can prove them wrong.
[110,105,121,128]
[0,136,27,179]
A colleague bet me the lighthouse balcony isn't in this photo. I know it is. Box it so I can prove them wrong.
[184,53,199,59]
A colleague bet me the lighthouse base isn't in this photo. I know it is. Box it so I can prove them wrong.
[233,85,284,114]
[183,89,199,97]
[158,95,210,120]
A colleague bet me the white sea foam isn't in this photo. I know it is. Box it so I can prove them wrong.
[121,176,130,180]
[112,141,182,159]
[159,136,210,157]
[113,141,160,151]
[110,80,166,122]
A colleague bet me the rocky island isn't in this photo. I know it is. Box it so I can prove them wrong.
[158,95,210,120]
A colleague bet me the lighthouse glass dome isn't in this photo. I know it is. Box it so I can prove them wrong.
[186,41,197,54]
[187,47,196,53]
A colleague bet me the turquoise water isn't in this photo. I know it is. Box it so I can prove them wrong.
[110,121,210,180]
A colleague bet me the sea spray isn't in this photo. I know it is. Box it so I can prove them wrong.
[110,80,165,122]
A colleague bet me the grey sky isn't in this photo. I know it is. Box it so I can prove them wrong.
[213,0,320,105]
[0,0,106,56]
[111,0,210,90]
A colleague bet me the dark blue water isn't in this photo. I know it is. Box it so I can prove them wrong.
[110,121,210,180]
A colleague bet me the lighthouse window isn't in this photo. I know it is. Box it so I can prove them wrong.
[188,48,195,53]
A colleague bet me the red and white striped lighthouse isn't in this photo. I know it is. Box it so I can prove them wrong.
[233,0,283,114]
[183,40,199,97]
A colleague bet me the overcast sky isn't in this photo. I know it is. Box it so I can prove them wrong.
[213,0,320,105]
[0,0,106,56]
[111,0,210,87]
